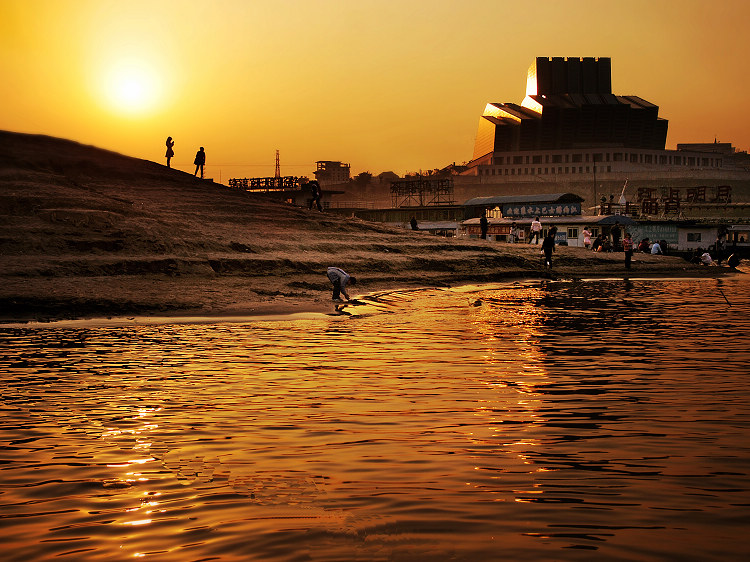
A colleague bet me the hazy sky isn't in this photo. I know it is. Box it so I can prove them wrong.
[2,0,749,179]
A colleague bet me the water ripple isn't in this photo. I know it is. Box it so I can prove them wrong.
[1,278,749,560]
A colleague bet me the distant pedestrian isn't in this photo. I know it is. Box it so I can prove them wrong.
[326,266,356,302]
[308,180,323,211]
[583,226,592,249]
[715,230,727,264]
[650,241,663,255]
[529,216,542,244]
[509,222,518,243]
[165,136,174,168]
[610,221,621,251]
[700,252,713,266]
[194,147,205,178]
[638,238,650,253]
[480,211,488,239]
[541,226,556,269]
[623,231,634,269]
[410,216,419,230]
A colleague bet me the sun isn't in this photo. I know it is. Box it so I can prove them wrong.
[102,59,161,114]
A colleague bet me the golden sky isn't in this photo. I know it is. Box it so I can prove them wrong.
[2,0,749,180]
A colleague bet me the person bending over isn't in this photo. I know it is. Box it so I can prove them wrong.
[326,267,357,302]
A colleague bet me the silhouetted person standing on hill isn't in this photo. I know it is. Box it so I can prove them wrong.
[165,137,174,168]
[308,180,323,211]
[194,147,205,178]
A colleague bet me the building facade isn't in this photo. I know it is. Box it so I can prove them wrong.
[314,161,351,186]
[472,57,668,160]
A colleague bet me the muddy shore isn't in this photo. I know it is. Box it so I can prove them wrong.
[1,247,736,324]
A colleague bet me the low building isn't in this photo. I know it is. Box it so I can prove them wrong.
[461,213,750,253]
[461,214,633,247]
[314,161,351,186]
[463,192,584,220]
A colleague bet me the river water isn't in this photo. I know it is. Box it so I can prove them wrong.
[1,277,749,561]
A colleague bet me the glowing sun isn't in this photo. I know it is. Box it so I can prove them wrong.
[103,60,161,114]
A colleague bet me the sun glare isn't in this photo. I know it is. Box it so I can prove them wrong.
[103,60,161,114]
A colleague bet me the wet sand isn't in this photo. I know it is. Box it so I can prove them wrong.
[1,254,736,324]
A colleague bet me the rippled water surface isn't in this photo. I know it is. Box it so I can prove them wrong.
[2,277,750,561]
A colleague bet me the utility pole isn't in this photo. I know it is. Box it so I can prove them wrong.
[593,164,597,214]
[275,150,281,178]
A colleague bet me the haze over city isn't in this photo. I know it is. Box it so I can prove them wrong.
[2,0,749,179]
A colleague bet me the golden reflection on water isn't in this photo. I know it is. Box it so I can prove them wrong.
[1,279,750,560]
[465,283,550,500]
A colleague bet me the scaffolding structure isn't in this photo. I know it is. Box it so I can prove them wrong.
[390,177,455,208]
[228,176,302,191]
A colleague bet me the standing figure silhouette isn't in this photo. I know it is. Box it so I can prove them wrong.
[165,136,174,168]
[194,147,205,178]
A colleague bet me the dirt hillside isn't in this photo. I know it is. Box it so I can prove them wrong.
[0,130,720,322]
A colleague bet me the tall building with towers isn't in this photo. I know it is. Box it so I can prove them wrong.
[472,57,668,161]
[460,57,750,213]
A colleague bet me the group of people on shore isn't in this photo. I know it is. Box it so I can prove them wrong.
[327,224,741,303]
[164,137,206,178]
[689,229,741,268]
[492,215,683,271]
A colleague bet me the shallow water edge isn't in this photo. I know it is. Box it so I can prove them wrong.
[1,271,743,329]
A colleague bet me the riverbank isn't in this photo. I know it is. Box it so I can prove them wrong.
[1,248,738,324]
[0,130,740,324]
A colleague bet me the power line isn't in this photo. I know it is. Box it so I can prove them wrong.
[179,163,312,167]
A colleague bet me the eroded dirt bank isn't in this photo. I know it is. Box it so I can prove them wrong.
[0,130,736,323]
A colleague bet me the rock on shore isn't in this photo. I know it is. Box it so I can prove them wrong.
[0,130,724,323]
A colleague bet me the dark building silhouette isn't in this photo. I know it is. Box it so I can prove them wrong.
[314,160,351,186]
[473,57,668,160]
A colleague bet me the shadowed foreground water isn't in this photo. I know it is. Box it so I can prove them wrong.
[1,278,749,561]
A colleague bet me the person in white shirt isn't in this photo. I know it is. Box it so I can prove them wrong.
[650,241,663,255]
[528,217,542,244]
[326,267,357,301]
